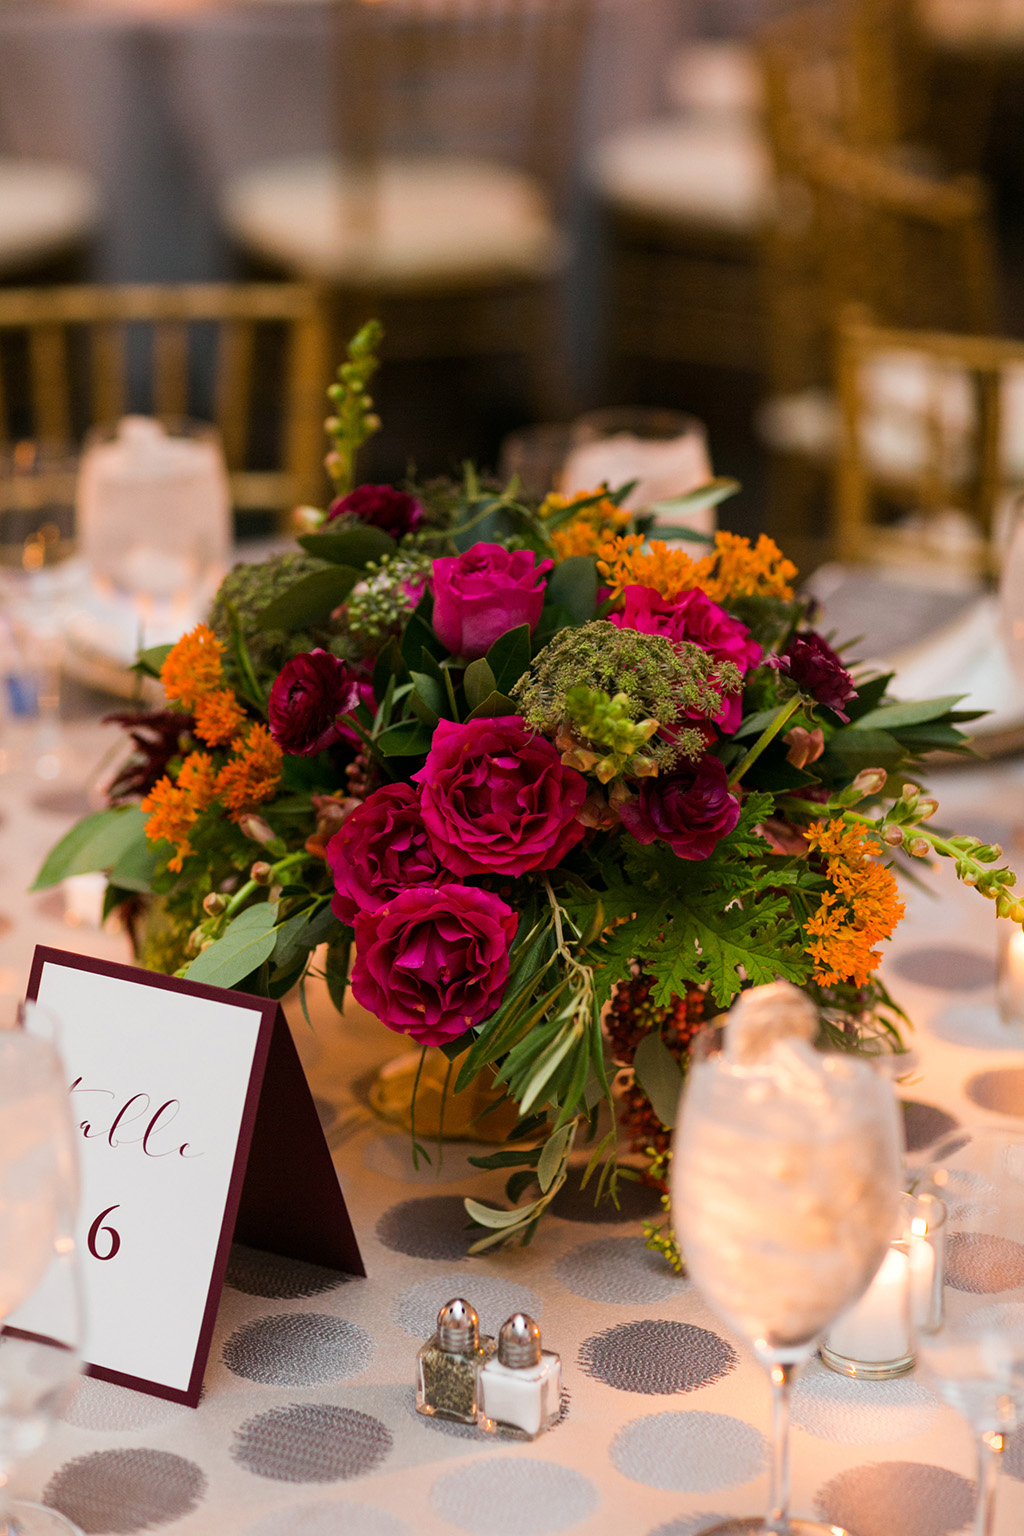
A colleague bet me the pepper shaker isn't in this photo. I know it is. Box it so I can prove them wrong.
[416,1298,494,1424]
[479,1313,562,1438]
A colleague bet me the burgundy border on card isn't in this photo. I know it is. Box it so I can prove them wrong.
[27,945,280,1408]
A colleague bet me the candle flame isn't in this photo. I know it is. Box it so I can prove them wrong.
[911,1217,928,1237]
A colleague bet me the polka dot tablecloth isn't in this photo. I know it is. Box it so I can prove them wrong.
[6,741,1024,1535]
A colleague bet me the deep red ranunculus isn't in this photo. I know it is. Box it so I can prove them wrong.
[431,543,552,660]
[267,649,361,756]
[610,584,761,733]
[414,716,586,876]
[350,884,518,1048]
[326,783,451,925]
[326,484,424,538]
[619,755,740,859]
[771,632,858,722]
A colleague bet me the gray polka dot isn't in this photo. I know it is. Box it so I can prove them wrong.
[815,1461,975,1536]
[646,1519,726,1536]
[966,1067,1024,1118]
[946,1231,1024,1292]
[377,1196,474,1260]
[430,1457,599,1535]
[551,1173,661,1224]
[223,1313,374,1386]
[902,1100,960,1154]
[579,1321,737,1395]
[59,1377,190,1433]
[232,1403,391,1483]
[394,1272,540,1340]
[225,1244,348,1299]
[930,1002,1024,1051]
[611,1412,768,1492]
[554,1237,686,1305]
[893,946,993,991]
[245,1502,414,1536]
[793,1360,939,1443]
[43,1450,206,1533]
[362,1135,495,1185]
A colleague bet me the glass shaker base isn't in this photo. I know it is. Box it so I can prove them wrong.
[8,1501,85,1536]
[819,1341,915,1380]
[697,1521,850,1535]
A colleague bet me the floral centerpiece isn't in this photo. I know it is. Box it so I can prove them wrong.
[38,323,1022,1253]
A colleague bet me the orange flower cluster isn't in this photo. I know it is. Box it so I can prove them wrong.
[803,820,905,987]
[160,623,226,710]
[596,530,798,605]
[215,725,283,818]
[194,690,246,747]
[541,487,631,560]
[141,751,218,873]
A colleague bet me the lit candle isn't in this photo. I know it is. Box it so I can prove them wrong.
[903,1190,946,1333]
[997,922,1024,1028]
[823,1246,913,1374]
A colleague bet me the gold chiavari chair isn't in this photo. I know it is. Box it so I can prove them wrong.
[0,283,331,520]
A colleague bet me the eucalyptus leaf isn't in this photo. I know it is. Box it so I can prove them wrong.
[184,902,280,987]
[633,1032,684,1129]
[298,525,396,567]
[257,566,361,631]
[32,806,150,891]
[537,1122,574,1193]
[464,1196,543,1229]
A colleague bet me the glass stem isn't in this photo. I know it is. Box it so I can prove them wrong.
[767,1358,797,1535]
[974,1429,1003,1536]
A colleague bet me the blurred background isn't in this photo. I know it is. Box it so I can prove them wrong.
[6,0,1024,726]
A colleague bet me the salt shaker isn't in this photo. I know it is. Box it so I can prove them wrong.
[416,1298,494,1424]
[479,1313,562,1438]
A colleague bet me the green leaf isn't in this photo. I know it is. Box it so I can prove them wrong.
[537,1122,574,1193]
[466,690,519,720]
[855,695,966,730]
[377,719,434,757]
[272,902,339,975]
[325,932,352,1013]
[297,525,396,567]
[184,902,280,987]
[33,806,150,891]
[257,566,362,631]
[464,657,497,712]
[545,557,598,624]
[409,670,443,725]
[633,1032,684,1129]
[463,1196,542,1230]
[108,835,161,894]
[132,642,173,679]
[485,624,531,695]
[401,607,444,669]
[825,727,904,770]
[372,636,407,702]
[648,476,740,520]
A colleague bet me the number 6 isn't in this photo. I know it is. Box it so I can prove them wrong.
[88,1205,121,1261]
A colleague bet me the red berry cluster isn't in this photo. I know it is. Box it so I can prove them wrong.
[606,972,706,1170]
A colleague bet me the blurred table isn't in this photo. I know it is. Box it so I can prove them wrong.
[4,715,1024,1535]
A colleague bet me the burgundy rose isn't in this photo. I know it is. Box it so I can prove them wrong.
[351,884,518,1048]
[619,755,740,859]
[327,483,424,538]
[431,543,553,660]
[771,632,858,722]
[610,584,761,733]
[268,649,361,756]
[414,716,586,876]
[326,783,451,925]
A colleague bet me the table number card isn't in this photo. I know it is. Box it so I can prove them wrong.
[19,945,364,1407]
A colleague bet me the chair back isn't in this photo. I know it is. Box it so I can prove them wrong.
[835,308,1024,568]
[0,283,330,519]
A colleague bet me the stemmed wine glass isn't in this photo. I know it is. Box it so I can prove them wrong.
[0,1014,84,1536]
[671,996,904,1536]
[915,1126,1024,1536]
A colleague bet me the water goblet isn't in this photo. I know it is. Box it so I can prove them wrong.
[671,1009,904,1535]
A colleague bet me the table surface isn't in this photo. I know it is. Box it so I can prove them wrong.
[4,717,1024,1536]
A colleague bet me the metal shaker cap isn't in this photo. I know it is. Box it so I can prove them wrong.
[498,1313,542,1369]
[437,1297,479,1353]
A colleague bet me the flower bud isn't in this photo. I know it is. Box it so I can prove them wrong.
[251,861,273,885]
[900,783,921,804]
[291,504,325,535]
[915,796,939,820]
[238,814,283,853]
[909,838,931,858]
[957,863,978,886]
[882,824,903,847]
[852,767,888,798]
[187,926,207,955]
[202,892,227,917]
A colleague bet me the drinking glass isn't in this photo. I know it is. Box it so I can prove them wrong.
[0,1014,83,1536]
[915,1126,1024,1536]
[671,1013,904,1535]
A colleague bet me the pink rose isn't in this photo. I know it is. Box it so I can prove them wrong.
[351,884,518,1047]
[619,755,740,859]
[431,543,552,660]
[414,716,586,876]
[326,783,451,925]
[268,649,361,756]
[326,484,424,538]
[610,585,761,733]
